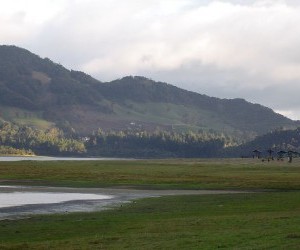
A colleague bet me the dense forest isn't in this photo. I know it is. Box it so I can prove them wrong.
[89,128,300,158]
[1,119,300,158]
[86,129,236,158]
[0,121,237,157]
[0,122,86,156]
[0,145,34,156]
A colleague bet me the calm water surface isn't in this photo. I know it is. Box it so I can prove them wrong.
[0,156,126,161]
[0,191,112,208]
[0,185,116,219]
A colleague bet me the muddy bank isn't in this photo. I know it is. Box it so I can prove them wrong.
[0,186,249,220]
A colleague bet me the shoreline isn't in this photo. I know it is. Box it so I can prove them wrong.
[0,185,251,220]
[0,154,35,157]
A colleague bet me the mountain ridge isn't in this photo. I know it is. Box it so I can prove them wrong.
[0,45,298,139]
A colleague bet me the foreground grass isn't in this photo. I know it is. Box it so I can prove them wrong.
[0,158,300,189]
[1,159,300,249]
[0,192,299,249]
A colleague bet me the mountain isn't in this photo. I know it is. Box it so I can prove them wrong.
[0,45,298,139]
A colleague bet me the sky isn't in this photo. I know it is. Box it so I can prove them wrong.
[1,0,300,120]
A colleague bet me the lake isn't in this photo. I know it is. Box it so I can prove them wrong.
[0,191,113,208]
[0,185,117,219]
[0,156,127,161]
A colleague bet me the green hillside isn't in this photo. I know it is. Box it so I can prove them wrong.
[0,45,298,139]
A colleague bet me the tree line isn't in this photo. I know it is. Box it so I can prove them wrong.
[0,122,85,156]
[0,145,34,156]
[85,129,235,158]
[0,121,238,157]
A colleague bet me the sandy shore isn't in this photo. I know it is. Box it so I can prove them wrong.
[0,186,250,220]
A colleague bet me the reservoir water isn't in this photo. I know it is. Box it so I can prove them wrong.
[0,186,118,219]
[0,191,113,208]
[0,156,126,161]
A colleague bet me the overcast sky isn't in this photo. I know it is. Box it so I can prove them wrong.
[1,0,300,120]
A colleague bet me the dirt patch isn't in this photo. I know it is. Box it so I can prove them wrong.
[32,71,51,84]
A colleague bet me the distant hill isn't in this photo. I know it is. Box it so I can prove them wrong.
[0,45,298,139]
[226,128,300,157]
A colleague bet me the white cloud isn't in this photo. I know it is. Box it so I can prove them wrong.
[70,0,300,84]
[275,110,300,120]
[0,0,67,44]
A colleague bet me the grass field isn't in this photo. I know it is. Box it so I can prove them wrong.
[0,106,54,130]
[0,192,299,249]
[0,158,300,190]
[0,158,300,249]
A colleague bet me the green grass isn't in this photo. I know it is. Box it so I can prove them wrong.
[1,158,300,249]
[0,192,299,249]
[113,101,234,133]
[1,158,300,190]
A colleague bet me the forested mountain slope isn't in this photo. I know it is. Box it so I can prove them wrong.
[0,45,297,139]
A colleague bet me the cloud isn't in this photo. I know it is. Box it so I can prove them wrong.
[1,0,300,119]
[0,0,71,50]
[62,0,300,84]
